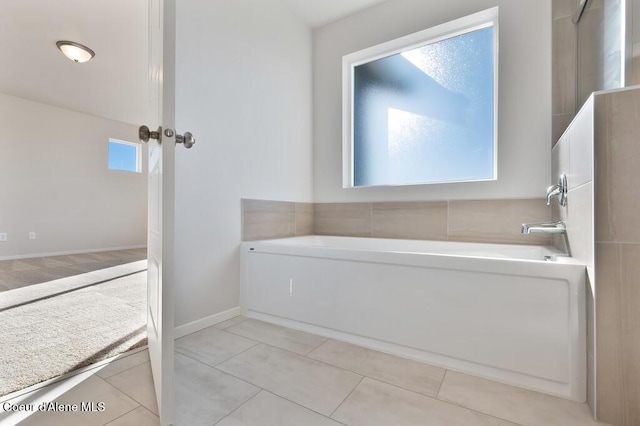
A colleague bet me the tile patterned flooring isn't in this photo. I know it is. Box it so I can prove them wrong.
[0,317,605,426]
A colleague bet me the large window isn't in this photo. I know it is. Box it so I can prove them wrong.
[343,7,498,187]
[108,139,141,173]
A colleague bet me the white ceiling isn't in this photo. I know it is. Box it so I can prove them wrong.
[283,0,389,28]
[0,0,148,125]
[0,0,385,125]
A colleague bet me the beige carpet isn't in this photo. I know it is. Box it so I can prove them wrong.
[0,270,147,397]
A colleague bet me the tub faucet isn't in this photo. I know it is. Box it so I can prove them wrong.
[547,173,567,206]
[521,221,571,256]
[521,221,566,234]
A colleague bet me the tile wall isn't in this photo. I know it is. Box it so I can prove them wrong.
[314,199,552,245]
[554,87,640,426]
[552,0,579,145]
[243,198,552,246]
[593,88,640,426]
[551,95,595,413]
[241,199,313,241]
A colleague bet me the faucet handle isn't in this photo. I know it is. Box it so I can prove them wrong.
[547,173,567,207]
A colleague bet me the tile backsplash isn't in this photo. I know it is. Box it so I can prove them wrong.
[242,198,551,246]
[241,199,313,241]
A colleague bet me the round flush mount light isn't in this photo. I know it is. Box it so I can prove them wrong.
[56,41,95,63]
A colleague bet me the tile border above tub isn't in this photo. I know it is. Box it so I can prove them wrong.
[241,199,314,241]
[242,198,551,246]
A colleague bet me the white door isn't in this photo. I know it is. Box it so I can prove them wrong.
[144,0,175,424]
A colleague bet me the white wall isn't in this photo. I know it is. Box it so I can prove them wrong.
[174,0,313,327]
[0,92,147,259]
[314,0,552,202]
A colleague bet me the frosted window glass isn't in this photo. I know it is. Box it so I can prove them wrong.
[352,25,495,186]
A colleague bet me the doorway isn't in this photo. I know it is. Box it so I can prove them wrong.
[0,0,150,397]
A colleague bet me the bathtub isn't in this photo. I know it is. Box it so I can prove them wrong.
[240,235,586,401]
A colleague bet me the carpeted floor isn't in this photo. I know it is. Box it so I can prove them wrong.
[0,263,148,397]
[0,248,147,292]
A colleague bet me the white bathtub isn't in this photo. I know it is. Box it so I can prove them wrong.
[240,236,586,400]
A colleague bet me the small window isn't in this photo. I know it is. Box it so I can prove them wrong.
[343,7,498,187]
[108,139,141,173]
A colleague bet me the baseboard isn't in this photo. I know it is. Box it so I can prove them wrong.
[173,307,242,339]
[0,245,147,261]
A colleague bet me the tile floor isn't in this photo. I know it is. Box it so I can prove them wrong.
[0,317,606,426]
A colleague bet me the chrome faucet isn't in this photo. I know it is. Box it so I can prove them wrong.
[521,220,571,256]
[547,173,567,206]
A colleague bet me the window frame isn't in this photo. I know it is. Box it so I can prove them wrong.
[108,138,142,173]
[342,7,499,188]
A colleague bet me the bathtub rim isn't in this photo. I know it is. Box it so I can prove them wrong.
[243,235,578,264]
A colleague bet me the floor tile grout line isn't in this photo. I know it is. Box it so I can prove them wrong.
[175,338,260,370]
[211,363,349,423]
[222,326,327,359]
[96,350,151,380]
[350,375,524,426]
[174,349,270,395]
[329,375,365,419]
[214,316,249,330]
[224,319,593,426]
[101,371,157,415]
[223,321,328,356]
[180,319,581,426]
[211,387,263,426]
[303,342,445,400]
[221,320,448,401]
[208,346,350,421]
[433,386,525,426]
[99,403,142,426]
[210,389,350,426]
[302,335,330,356]
[436,368,448,399]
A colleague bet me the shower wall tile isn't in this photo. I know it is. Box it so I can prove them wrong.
[371,201,447,240]
[551,96,594,264]
[594,90,640,243]
[244,199,552,245]
[448,199,552,245]
[587,351,595,416]
[595,242,640,426]
[632,57,640,86]
[551,130,570,250]
[295,203,314,236]
[566,182,594,268]
[576,5,603,107]
[587,280,595,357]
[313,203,372,237]
[569,98,594,188]
[552,15,577,116]
[241,199,295,241]
[553,0,578,19]
[553,112,575,145]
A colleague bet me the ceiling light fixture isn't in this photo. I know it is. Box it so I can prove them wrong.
[56,41,95,63]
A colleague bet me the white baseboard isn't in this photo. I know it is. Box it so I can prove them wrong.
[0,245,147,261]
[174,307,242,339]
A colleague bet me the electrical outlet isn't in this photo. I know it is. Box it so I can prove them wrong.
[28,231,36,240]
[0,233,7,241]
